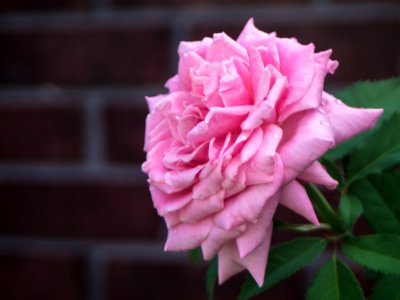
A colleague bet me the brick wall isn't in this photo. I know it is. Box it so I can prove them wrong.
[0,1,399,299]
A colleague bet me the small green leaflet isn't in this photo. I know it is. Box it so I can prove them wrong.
[325,78,400,161]
[206,257,218,300]
[369,275,400,300]
[306,256,365,300]
[339,194,363,230]
[352,174,400,234]
[238,238,327,300]
[342,234,400,275]
[345,112,400,189]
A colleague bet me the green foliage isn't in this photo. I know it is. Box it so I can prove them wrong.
[352,173,400,234]
[206,257,218,300]
[342,234,400,275]
[239,238,327,300]
[345,112,400,189]
[369,275,400,300]
[306,256,365,300]
[325,78,400,161]
[339,194,363,230]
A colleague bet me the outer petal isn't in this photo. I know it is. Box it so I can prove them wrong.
[218,242,245,284]
[278,109,335,183]
[322,92,383,144]
[298,161,338,189]
[201,224,246,260]
[179,189,225,223]
[280,180,319,225]
[149,186,192,216]
[218,223,273,287]
[165,218,213,251]
[236,193,279,258]
[239,228,272,287]
[206,32,248,62]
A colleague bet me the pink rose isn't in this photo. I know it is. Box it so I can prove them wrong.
[142,19,383,286]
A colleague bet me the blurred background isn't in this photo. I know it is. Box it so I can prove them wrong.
[0,0,399,299]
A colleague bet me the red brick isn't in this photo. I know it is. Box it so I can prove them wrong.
[0,27,170,86]
[113,0,308,8]
[0,183,160,240]
[107,262,208,300]
[107,259,304,300]
[0,106,83,162]
[192,21,400,83]
[0,254,84,300]
[0,0,89,12]
[105,104,147,164]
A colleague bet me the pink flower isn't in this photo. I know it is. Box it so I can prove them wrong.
[142,19,383,286]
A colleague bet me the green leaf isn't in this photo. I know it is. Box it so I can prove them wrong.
[345,113,400,189]
[206,257,218,300]
[306,256,365,300]
[239,238,327,300]
[320,157,344,191]
[325,78,400,161]
[352,174,400,234]
[369,275,400,300]
[342,234,400,275]
[339,194,363,230]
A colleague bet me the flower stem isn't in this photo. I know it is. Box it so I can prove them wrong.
[305,183,348,235]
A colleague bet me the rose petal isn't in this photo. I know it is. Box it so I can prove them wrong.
[238,227,272,287]
[214,154,284,230]
[218,223,273,286]
[237,19,280,68]
[280,180,319,225]
[240,127,263,163]
[249,46,271,105]
[236,193,279,258]
[298,161,338,189]
[201,224,246,260]
[165,218,213,251]
[179,189,225,223]
[192,160,224,200]
[206,32,248,62]
[164,165,204,192]
[278,109,335,183]
[187,105,252,145]
[178,37,212,58]
[322,92,383,144]
[278,49,333,122]
[276,39,315,111]
[149,186,192,216]
[178,51,205,90]
[245,124,282,185]
[217,241,245,284]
